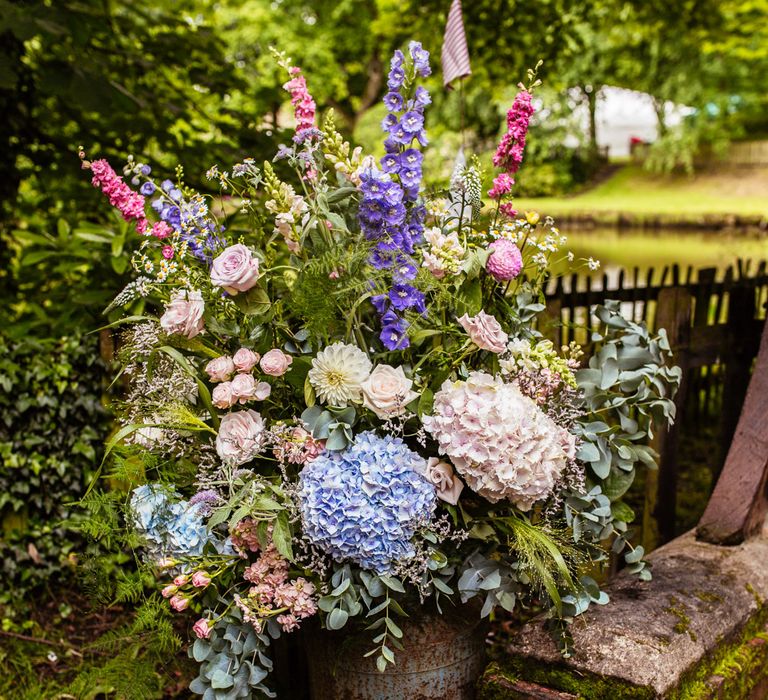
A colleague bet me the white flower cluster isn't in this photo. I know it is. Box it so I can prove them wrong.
[422,226,466,278]
[423,371,576,510]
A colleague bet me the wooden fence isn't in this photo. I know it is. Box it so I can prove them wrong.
[543,260,768,548]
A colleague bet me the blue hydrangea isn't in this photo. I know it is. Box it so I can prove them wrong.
[130,484,212,562]
[298,432,436,574]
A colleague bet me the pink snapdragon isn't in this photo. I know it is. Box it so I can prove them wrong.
[492,90,535,175]
[88,159,148,233]
[488,173,514,200]
[283,67,316,134]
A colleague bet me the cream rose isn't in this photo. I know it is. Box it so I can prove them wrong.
[210,244,260,294]
[212,382,235,409]
[458,310,508,353]
[425,458,464,505]
[205,355,235,383]
[260,349,293,377]
[233,348,260,373]
[160,289,205,339]
[215,410,266,465]
[360,364,419,419]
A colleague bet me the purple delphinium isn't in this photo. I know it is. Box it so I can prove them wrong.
[358,41,432,351]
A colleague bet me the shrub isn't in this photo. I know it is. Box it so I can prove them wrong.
[0,332,109,600]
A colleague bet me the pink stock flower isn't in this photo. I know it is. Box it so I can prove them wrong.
[488,173,514,200]
[499,203,519,219]
[191,571,211,588]
[493,90,535,175]
[260,349,293,376]
[205,355,236,383]
[89,159,148,233]
[283,67,316,134]
[486,239,523,281]
[151,221,172,239]
[458,310,509,353]
[192,618,213,639]
[233,348,260,373]
[169,594,189,612]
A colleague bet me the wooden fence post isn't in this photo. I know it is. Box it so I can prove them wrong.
[644,286,692,548]
[697,317,768,545]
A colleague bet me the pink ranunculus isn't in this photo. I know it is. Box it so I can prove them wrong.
[425,458,464,505]
[231,373,258,404]
[205,355,235,383]
[486,239,523,281]
[215,409,266,465]
[161,584,178,598]
[193,618,213,639]
[169,594,189,612]
[212,382,236,409]
[191,571,211,588]
[260,349,293,377]
[233,348,260,373]
[210,244,260,294]
[162,245,174,260]
[458,310,509,354]
[160,289,205,339]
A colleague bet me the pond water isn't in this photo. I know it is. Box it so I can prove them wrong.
[553,227,768,283]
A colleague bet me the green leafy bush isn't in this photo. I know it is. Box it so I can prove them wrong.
[0,332,108,600]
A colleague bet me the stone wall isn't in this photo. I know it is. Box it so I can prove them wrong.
[478,528,768,699]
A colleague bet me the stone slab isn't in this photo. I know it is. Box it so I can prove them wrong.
[483,528,768,698]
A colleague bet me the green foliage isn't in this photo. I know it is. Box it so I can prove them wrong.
[0,332,109,600]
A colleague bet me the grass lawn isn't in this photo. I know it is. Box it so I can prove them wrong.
[514,164,768,217]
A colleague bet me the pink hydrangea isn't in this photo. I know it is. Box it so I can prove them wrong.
[422,371,576,510]
[488,173,514,200]
[486,239,523,281]
[283,66,316,134]
[492,90,535,175]
[89,159,148,233]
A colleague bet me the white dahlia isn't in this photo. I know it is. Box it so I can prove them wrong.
[308,343,372,406]
[422,371,576,510]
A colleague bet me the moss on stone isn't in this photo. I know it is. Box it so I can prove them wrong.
[670,599,768,700]
[666,596,698,642]
[478,656,654,700]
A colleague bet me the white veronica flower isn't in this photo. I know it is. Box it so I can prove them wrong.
[308,343,372,406]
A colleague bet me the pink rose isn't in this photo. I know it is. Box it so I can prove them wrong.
[173,575,189,586]
[486,239,523,281]
[210,244,260,294]
[215,409,266,465]
[191,571,211,588]
[212,382,236,409]
[425,458,464,505]
[231,374,257,403]
[458,310,508,354]
[160,290,205,339]
[360,364,419,419]
[260,349,293,377]
[233,348,260,373]
[205,355,235,383]
[193,618,213,639]
[161,584,177,598]
[169,594,189,612]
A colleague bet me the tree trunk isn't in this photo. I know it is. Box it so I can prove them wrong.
[652,97,668,138]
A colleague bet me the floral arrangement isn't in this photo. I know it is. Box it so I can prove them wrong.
[83,45,680,698]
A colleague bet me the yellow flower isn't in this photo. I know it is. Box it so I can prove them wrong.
[525,211,540,225]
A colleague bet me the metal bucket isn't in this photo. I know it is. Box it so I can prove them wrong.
[305,604,488,700]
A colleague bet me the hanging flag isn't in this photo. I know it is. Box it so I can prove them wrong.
[441,0,471,89]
